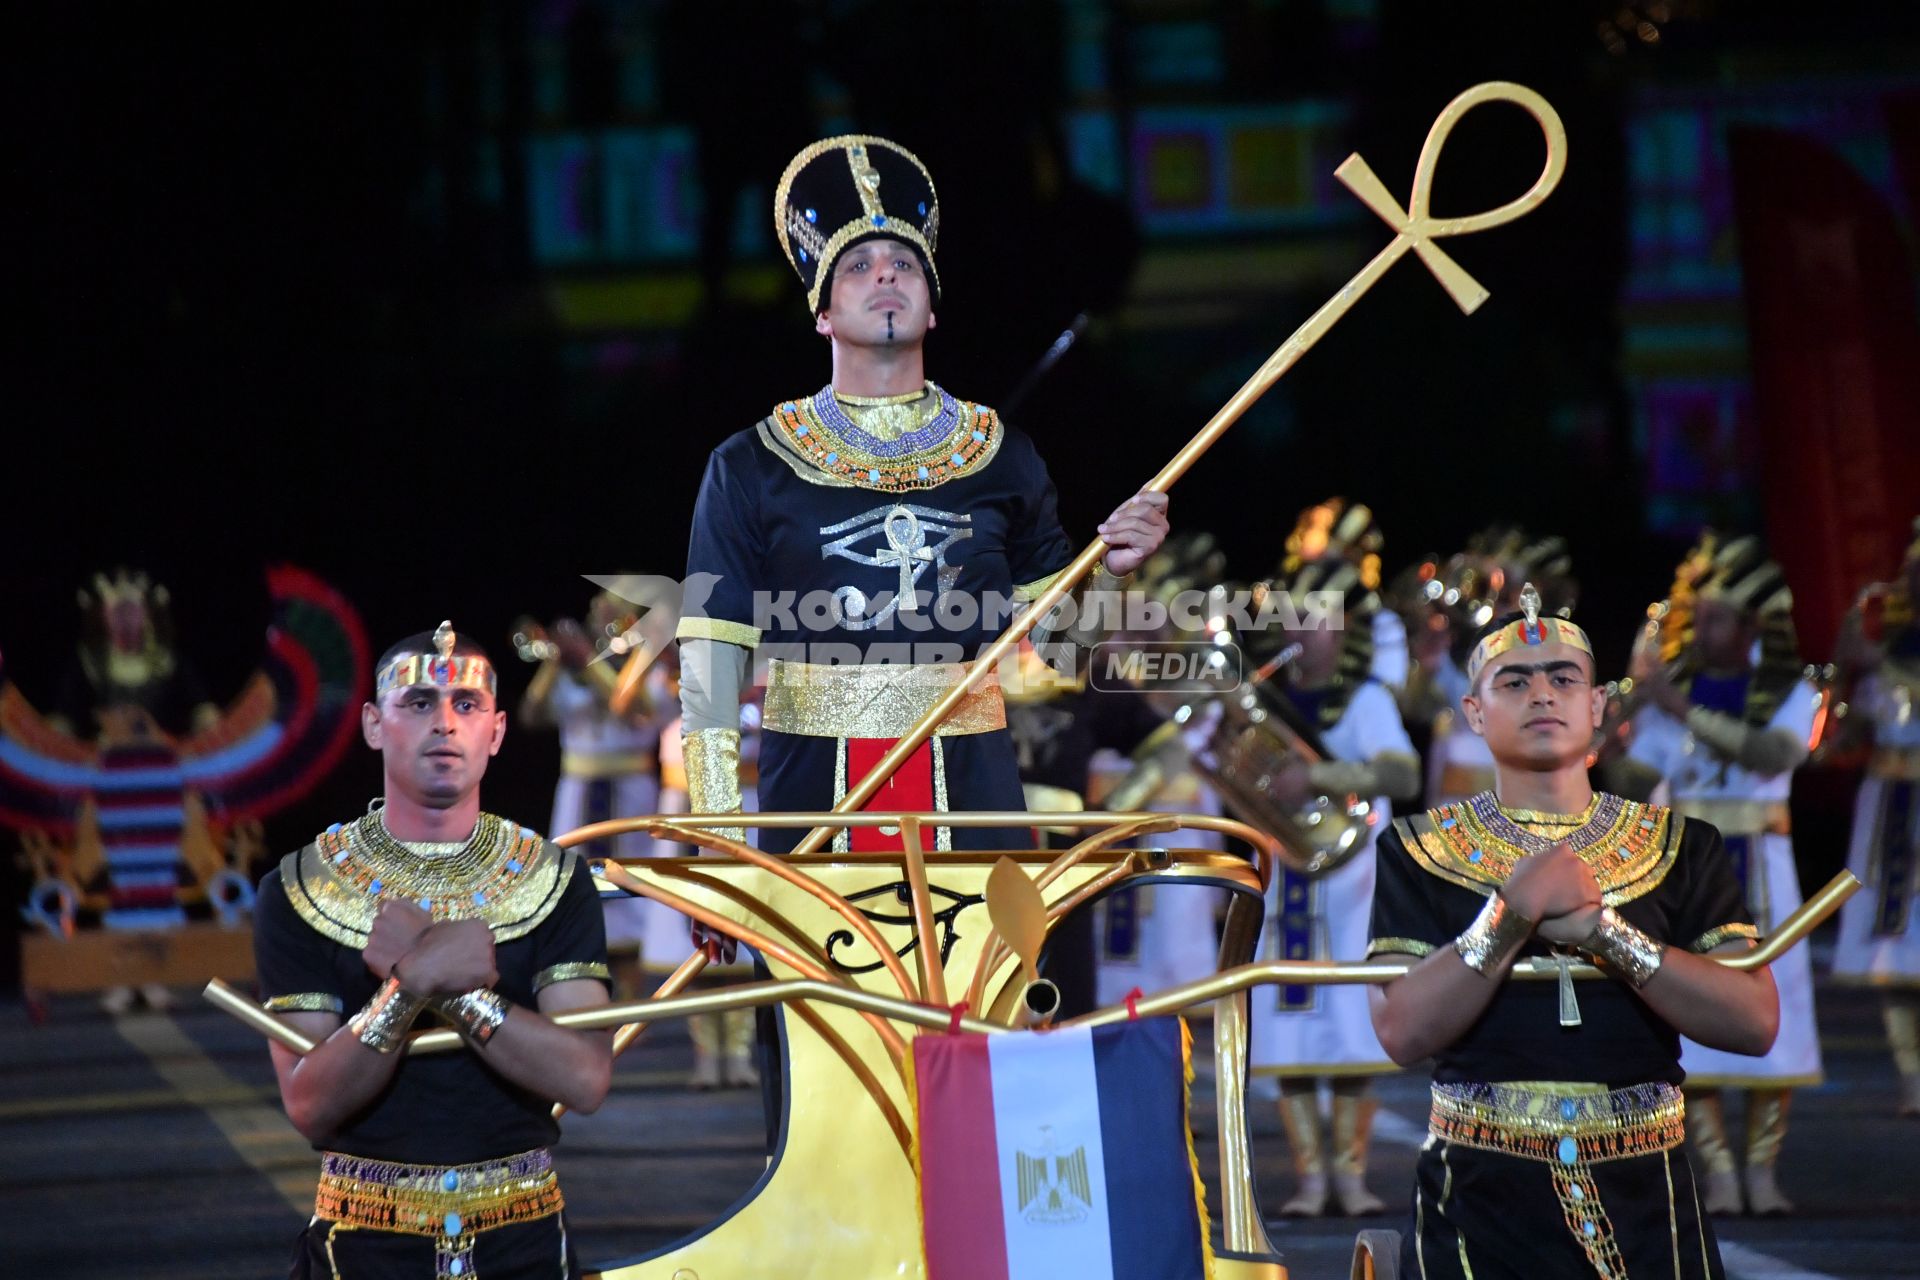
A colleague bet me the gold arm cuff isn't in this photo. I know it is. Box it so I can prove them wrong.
[533,962,612,992]
[682,728,744,842]
[761,659,1006,738]
[1453,893,1535,975]
[435,987,510,1047]
[265,993,344,1015]
[1581,906,1665,987]
[1368,937,1437,958]
[349,976,430,1053]
[1688,923,1760,954]
[561,750,659,780]
[675,616,762,648]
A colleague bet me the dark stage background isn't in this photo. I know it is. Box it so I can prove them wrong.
[9,2,1920,988]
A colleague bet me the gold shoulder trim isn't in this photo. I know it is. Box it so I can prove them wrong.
[1393,797,1681,906]
[1393,812,1494,899]
[282,815,577,950]
[533,961,612,992]
[1367,937,1436,958]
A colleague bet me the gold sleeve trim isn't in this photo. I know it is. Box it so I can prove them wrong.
[533,962,612,992]
[674,616,762,649]
[265,993,344,1015]
[1367,937,1436,958]
[1688,923,1760,954]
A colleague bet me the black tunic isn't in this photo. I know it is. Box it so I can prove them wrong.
[253,857,608,1165]
[682,404,1075,852]
[1367,804,1755,1279]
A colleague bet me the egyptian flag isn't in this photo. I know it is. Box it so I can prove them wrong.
[909,1018,1212,1280]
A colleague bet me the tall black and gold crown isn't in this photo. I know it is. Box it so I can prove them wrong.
[775,135,941,314]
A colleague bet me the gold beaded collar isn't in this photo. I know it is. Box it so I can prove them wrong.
[281,812,575,948]
[1393,790,1681,905]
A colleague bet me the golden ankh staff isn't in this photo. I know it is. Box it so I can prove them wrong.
[787,81,1567,856]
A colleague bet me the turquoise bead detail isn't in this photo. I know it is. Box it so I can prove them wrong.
[445,1211,462,1236]
[442,1170,459,1191]
[369,879,382,894]
[1560,1098,1578,1121]
[1570,1184,1585,1201]
[451,1262,464,1277]
[1557,1136,1578,1164]
[507,859,522,874]
[1468,849,1484,863]
[1583,1221,1597,1237]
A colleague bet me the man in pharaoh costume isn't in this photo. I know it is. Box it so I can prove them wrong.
[253,623,613,1279]
[1616,538,1821,1215]
[1368,589,1778,1278]
[1395,530,1578,807]
[1828,517,1920,1116]
[673,135,1169,851]
[1248,557,1419,1217]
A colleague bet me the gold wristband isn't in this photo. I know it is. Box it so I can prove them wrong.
[1453,893,1535,975]
[683,727,745,844]
[1581,907,1665,988]
[436,987,510,1047]
[349,976,430,1053]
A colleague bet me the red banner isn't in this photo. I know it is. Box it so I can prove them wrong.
[1730,123,1920,659]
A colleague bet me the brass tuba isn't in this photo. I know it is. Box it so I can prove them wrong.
[1110,536,1374,875]
[1184,644,1376,876]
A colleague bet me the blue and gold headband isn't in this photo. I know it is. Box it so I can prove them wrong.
[376,620,497,698]
[1465,584,1592,688]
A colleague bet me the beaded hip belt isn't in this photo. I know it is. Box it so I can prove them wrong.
[1428,1081,1685,1165]
[762,658,1005,738]
[316,1148,562,1275]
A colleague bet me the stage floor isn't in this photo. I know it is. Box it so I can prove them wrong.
[2,969,1914,1278]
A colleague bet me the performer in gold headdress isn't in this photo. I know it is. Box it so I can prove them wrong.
[1620,538,1821,1215]
[1397,529,1577,806]
[674,135,1169,854]
[1368,587,1778,1277]
[1248,557,1418,1217]
[1829,518,1920,1117]
[1281,499,1407,690]
[253,623,613,1279]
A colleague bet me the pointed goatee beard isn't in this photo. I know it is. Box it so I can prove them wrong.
[885,313,895,343]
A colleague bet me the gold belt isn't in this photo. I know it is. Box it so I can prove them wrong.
[1429,1081,1685,1164]
[1869,745,1920,781]
[562,749,657,780]
[315,1148,562,1239]
[1673,799,1791,837]
[762,659,1006,739]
